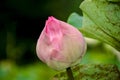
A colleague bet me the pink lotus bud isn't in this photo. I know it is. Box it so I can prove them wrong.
[36,16,86,70]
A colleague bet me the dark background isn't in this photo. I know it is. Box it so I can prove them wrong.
[0,0,83,65]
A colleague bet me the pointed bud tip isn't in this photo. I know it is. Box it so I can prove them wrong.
[46,16,57,22]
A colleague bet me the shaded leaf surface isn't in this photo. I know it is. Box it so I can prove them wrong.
[52,64,120,80]
[80,0,120,51]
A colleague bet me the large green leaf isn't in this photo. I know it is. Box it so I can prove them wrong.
[80,13,120,51]
[80,0,120,51]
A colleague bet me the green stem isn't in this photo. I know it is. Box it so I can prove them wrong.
[66,67,74,80]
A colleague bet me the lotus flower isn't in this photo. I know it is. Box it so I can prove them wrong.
[36,16,86,70]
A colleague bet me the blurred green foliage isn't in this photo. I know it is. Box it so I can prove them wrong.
[0,61,56,80]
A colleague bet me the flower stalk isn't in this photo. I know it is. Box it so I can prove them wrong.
[66,67,74,80]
